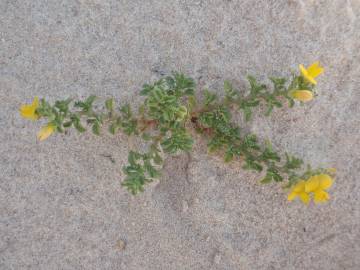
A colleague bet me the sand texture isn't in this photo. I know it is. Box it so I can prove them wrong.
[1,0,360,269]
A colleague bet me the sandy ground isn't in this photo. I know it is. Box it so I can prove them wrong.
[1,0,360,269]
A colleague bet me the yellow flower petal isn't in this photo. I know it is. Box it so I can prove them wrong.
[288,191,298,201]
[299,64,307,76]
[37,124,55,141]
[305,175,320,193]
[304,74,317,85]
[19,97,39,121]
[32,96,39,107]
[318,174,333,190]
[20,105,36,120]
[291,90,314,102]
[307,61,324,78]
[293,180,306,193]
[299,64,317,85]
[313,190,330,203]
[299,192,310,205]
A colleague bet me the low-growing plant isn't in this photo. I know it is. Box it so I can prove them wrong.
[20,62,335,204]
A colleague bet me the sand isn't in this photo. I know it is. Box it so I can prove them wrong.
[1,0,360,269]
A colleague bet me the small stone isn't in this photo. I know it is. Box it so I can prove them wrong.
[182,200,189,212]
[192,198,200,205]
[213,252,221,264]
[116,239,126,251]
[202,234,211,242]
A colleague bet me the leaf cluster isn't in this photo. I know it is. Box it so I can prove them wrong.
[33,71,321,194]
[197,105,295,183]
[122,145,162,194]
[122,73,195,193]
[224,75,301,121]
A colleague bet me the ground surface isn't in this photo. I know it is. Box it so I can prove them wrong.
[1,0,360,269]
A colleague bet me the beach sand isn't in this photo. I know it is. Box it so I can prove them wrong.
[1,1,360,269]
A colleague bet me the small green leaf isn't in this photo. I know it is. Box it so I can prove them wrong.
[204,90,217,106]
[120,104,132,118]
[224,151,234,162]
[286,96,295,108]
[260,175,272,184]
[74,95,96,113]
[92,121,100,135]
[55,98,72,114]
[63,121,72,128]
[243,157,263,172]
[243,107,252,121]
[141,133,151,141]
[144,160,160,178]
[161,129,193,154]
[105,98,114,112]
[85,95,96,104]
[247,75,266,96]
[71,115,86,133]
[153,153,163,165]
[109,123,117,134]
[128,151,142,165]
[265,105,273,116]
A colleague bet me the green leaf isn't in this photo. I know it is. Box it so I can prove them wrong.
[224,151,234,162]
[120,104,132,118]
[55,98,72,114]
[71,115,86,132]
[204,90,217,106]
[109,123,117,134]
[144,160,160,178]
[140,84,153,96]
[74,95,96,113]
[270,77,286,91]
[141,133,151,141]
[243,107,252,121]
[243,134,260,150]
[188,95,197,112]
[86,95,96,105]
[265,105,273,116]
[285,153,303,170]
[105,98,114,112]
[243,99,260,107]
[243,158,263,172]
[260,175,272,184]
[273,100,282,108]
[92,121,100,135]
[286,96,295,108]
[224,80,238,101]
[121,119,137,135]
[173,72,195,97]
[128,151,141,165]
[121,170,148,195]
[265,167,283,182]
[153,153,163,165]
[261,147,281,162]
[74,122,86,132]
[63,121,72,128]
[247,75,266,96]
[161,129,193,154]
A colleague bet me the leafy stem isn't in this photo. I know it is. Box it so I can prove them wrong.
[33,71,321,194]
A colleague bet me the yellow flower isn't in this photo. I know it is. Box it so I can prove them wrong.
[288,180,310,205]
[305,174,333,203]
[37,124,55,141]
[290,90,314,102]
[299,61,324,85]
[20,97,40,120]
